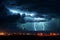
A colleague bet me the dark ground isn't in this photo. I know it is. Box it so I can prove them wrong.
[0,35,60,40]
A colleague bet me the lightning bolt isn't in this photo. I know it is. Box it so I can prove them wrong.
[34,22,36,31]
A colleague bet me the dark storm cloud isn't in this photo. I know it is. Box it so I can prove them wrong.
[0,0,60,32]
[4,0,60,16]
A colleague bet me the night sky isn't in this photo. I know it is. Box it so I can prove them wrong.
[0,0,60,32]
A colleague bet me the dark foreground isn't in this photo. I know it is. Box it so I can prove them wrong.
[0,35,60,40]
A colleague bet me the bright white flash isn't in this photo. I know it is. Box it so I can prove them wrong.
[9,9,25,15]
[9,9,20,13]
[9,9,35,16]
[30,14,34,16]
[20,12,24,15]
[34,17,46,20]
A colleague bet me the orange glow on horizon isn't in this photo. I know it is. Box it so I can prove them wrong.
[0,32,59,36]
[37,33,60,36]
[0,32,6,35]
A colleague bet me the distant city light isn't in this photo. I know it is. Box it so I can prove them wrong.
[0,32,5,35]
[37,33,59,36]
[0,32,59,36]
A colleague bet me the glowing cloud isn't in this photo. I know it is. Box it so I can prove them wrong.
[34,17,46,20]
